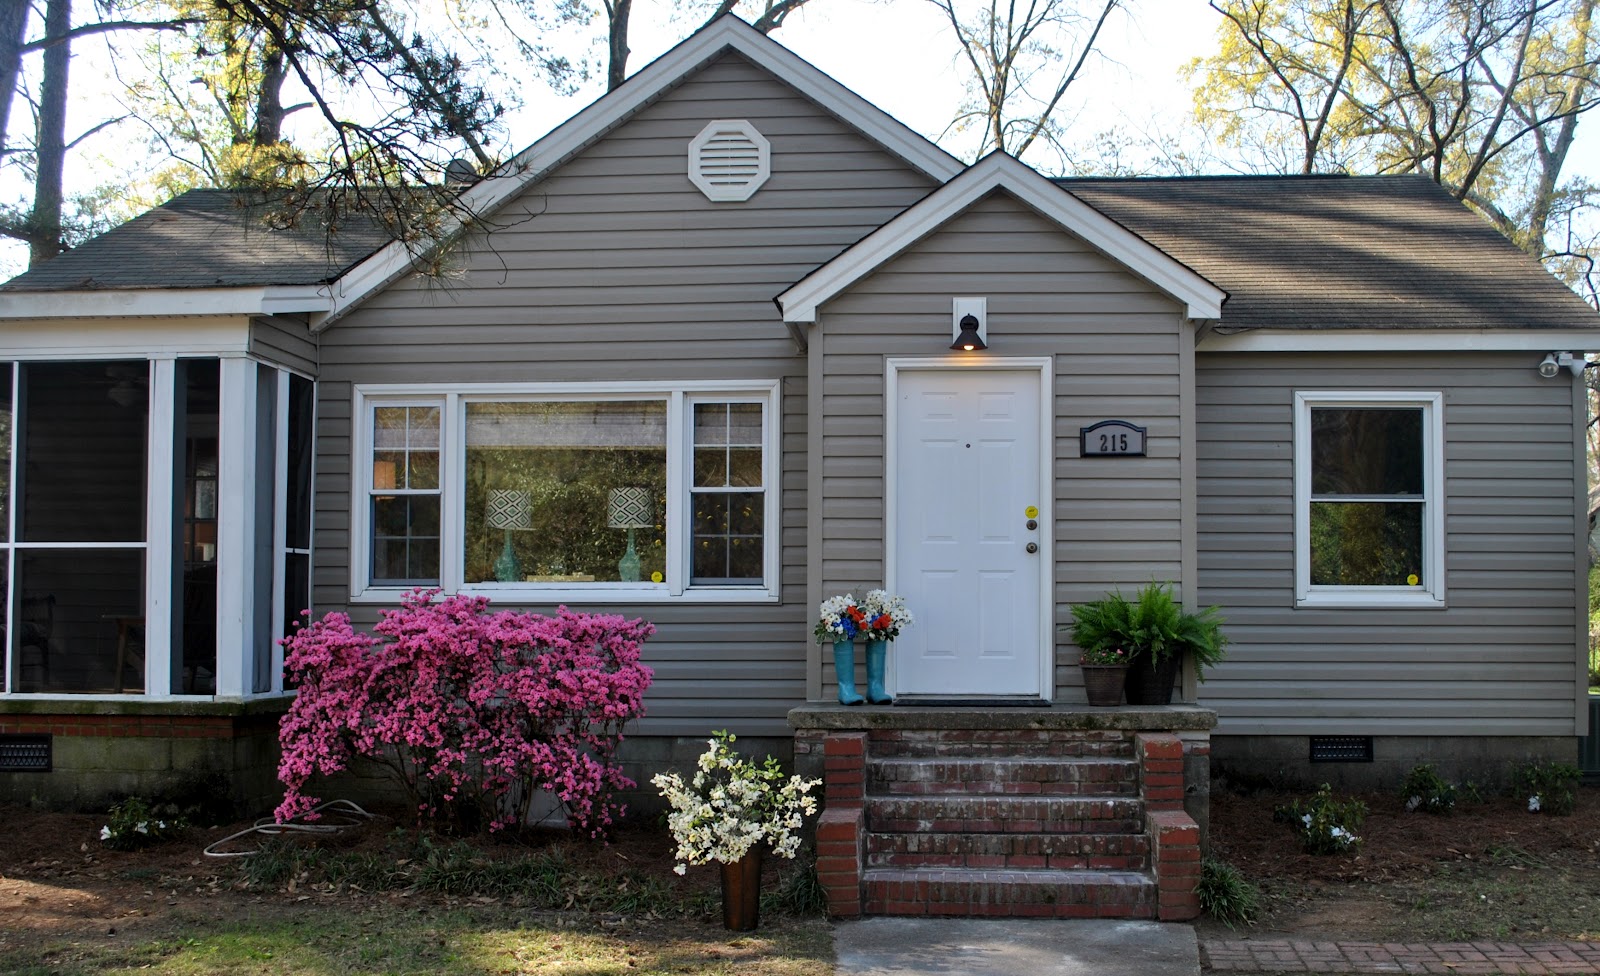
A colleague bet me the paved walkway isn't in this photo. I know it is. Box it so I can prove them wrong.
[1201,938,1600,974]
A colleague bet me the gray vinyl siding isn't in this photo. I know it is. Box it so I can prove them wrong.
[1195,352,1585,736]
[311,53,936,736]
[814,191,1189,701]
[248,316,318,375]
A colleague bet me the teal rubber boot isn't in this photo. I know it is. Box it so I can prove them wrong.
[832,641,865,705]
[866,639,893,704]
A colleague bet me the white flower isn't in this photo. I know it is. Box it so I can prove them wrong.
[135,822,149,834]
[99,826,111,840]
[673,864,686,876]
[1528,795,1542,812]
[1301,814,1312,826]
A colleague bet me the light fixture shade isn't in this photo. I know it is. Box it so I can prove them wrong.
[486,489,533,530]
[607,486,654,529]
[1538,353,1560,378]
[951,314,987,351]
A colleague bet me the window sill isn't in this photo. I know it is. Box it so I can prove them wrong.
[351,585,780,606]
[1295,590,1446,610]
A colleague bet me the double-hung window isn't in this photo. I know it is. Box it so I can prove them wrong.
[355,382,778,601]
[1293,392,1444,608]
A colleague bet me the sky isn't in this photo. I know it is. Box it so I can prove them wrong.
[1,1,1593,280]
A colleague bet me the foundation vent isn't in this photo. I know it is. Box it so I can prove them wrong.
[0,733,52,772]
[1309,735,1373,763]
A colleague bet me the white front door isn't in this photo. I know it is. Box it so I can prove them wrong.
[891,367,1047,698]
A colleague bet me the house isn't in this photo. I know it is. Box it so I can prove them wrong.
[0,16,1595,919]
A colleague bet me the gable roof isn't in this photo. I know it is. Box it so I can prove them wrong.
[1065,175,1599,331]
[777,152,1228,323]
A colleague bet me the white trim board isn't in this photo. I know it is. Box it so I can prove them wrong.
[0,287,330,320]
[777,153,1227,324]
[1200,329,1600,353]
[311,15,964,331]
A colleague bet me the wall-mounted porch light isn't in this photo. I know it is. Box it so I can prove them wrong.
[1538,351,1585,378]
[951,297,988,351]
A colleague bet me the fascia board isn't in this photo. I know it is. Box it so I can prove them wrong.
[1198,328,1600,353]
[778,154,1226,323]
[312,16,964,331]
[0,286,330,319]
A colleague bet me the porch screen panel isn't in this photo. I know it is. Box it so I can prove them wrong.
[282,374,313,644]
[251,364,277,694]
[14,362,148,693]
[172,359,219,695]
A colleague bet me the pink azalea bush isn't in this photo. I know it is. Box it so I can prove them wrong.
[275,589,654,835]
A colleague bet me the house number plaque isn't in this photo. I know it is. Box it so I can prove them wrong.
[1079,420,1147,457]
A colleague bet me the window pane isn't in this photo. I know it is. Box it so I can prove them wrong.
[1310,408,1423,496]
[20,361,148,542]
[14,549,145,694]
[1309,501,1424,586]
[692,491,764,584]
[464,401,666,584]
[372,496,440,584]
[175,359,219,695]
[373,406,438,491]
[692,403,762,488]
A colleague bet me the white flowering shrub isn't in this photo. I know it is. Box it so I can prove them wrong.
[100,796,187,851]
[651,731,820,874]
[1274,783,1366,855]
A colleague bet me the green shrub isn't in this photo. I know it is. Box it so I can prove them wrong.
[1399,764,1457,814]
[1066,582,1228,675]
[764,852,828,917]
[1198,858,1259,928]
[1514,760,1582,816]
[1274,784,1366,854]
[100,796,187,851]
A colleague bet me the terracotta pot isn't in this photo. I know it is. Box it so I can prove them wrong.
[719,851,761,931]
[1125,653,1182,705]
[1081,665,1127,706]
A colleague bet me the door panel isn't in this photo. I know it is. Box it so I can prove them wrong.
[893,368,1044,697]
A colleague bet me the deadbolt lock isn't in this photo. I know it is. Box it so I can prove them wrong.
[1026,519,1038,530]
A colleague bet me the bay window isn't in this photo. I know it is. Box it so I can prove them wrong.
[1294,391,1444,608]
[355,382,779,601]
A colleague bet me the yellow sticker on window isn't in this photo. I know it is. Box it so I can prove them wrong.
[1406,573,1419,586]
[1025,505,1039,519]
[651,571,664,583]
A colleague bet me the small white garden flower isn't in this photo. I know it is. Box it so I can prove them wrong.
[1528,795,1542,812]
[135,821,149,834]
[673,864,686,876]
[99,826,111,841]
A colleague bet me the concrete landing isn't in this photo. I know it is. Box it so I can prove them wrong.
[833,917,1199,976]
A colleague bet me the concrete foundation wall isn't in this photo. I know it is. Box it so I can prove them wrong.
[1211,734,1580,791]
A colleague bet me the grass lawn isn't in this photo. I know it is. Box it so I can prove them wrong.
[4,901,833,976]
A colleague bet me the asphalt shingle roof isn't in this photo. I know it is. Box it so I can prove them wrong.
[5,175,1595,333]
[1061,173,1598,330]
[1,189,394,292]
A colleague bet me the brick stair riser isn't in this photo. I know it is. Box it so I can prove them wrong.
[867,795,1143,836]
[863,869,1156,918]
[869,758,1139,796]
[867,729,1133,759]
[865,831,1149,871]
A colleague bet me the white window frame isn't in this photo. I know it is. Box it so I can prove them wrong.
[351,380,781,604]
[1293,391,1445,609]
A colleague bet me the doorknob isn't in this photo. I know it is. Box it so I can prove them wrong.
[1025,542,1038,554]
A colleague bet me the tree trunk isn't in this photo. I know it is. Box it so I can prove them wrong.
[253,46,289,146]
[607,0,632,91]
[0,1,29,159]
[30,0,71,268]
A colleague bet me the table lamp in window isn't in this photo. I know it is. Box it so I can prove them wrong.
[486,489,532,582]
[607,486,654,582]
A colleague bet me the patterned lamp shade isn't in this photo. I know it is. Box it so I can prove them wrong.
[486,489,533,531]
[607,486,654,530]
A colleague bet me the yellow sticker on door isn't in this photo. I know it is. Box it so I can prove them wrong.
[1025,505,1039,519]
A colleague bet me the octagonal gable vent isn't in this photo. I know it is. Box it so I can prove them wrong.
[688,120,770,202]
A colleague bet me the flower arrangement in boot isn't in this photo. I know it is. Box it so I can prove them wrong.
[859,589,913,704]
[815,594,866,704]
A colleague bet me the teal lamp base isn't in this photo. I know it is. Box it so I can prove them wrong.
[493,529,521,582]
[618,528,642,582]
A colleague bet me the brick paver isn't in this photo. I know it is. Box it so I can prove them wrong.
[1201,938,1600,975]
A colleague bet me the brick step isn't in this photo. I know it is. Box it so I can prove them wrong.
[866,794,1144,834]
[867,729,1133,759]
[865,830,1150,870]
[868,757,1139,796]
[863,866,1157,918]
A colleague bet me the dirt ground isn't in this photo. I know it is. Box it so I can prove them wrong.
[1199,783,1600,941]
[2,784,1598,956]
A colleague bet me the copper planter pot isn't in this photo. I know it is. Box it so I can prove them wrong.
[719,851,761,931]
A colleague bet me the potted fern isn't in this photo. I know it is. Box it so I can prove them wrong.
[1067,582,1227,705]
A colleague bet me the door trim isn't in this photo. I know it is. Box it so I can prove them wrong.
[884,357,1055,701]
